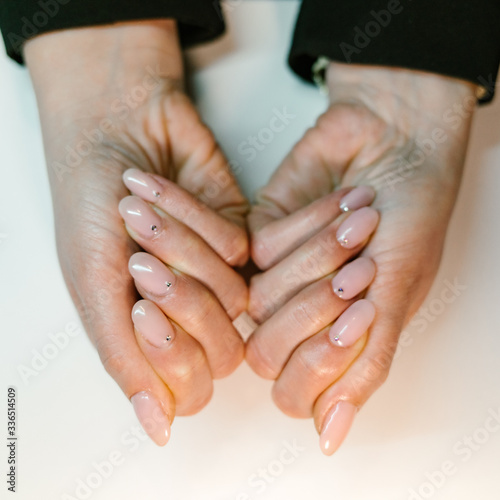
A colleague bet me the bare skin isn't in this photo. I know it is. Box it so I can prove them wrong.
[246,62,477,449]
[24,20,249,423]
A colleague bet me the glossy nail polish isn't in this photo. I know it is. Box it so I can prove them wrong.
[332,257,376,300]
[319,401,357,456]
[123,168,162,203]
[339,186,375,212]
[336,207,379,249]
[131,391,171,446]
[132,300,175,347]
[129,253,176,296]
[329,299,375,347]
[118,196,162,239]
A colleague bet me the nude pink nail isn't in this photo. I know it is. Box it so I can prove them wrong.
[123,168,162,203]
[339,186,375,212]
[118,196,162,239]
[131,391,171,446]
[329,299,375,347]
[129,253,176,296]
[132,300,175,347]
[336,207,379,249]
[319,401,357,456]
[332,257,376,300]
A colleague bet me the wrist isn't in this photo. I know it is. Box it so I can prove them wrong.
[24,20,183,118]
[325,62,478,139]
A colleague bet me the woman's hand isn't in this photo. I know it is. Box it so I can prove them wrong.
[246,62,478,454]
[24,20,249,445]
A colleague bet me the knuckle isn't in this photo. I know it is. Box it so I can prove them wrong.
[290,300,324,333]
[349,355,391,399]
[245,335,278,380]
[212,334,245,379]
[97,337,129,379]
[294,348,328,382]
[224,230,249,267]
[251,229,276,270]
[248,275,268,322]
[219,273,248,320]
[176,383,214,416]
[272,383,312,418]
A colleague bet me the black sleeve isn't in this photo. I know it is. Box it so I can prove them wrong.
[0,0,225,64]
[289,0,500,102]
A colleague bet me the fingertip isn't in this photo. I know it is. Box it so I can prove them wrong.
[131,390,172,446]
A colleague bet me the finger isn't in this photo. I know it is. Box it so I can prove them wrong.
[272,300,376,419]
[312,259,420,456]
[246,278,352,379]
[249,189,348,270]
[246,256,376,379]
[250,186,375,270]
[132,300,213,416]
[249,207,379,322]
[123,168,248,267]
[129,252,244,379]
[119,195,248,319]
[68,258,176,447]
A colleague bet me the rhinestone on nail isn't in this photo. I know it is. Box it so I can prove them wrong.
[153,191,161,198]
[151,224,157,232]
[336,287,344,297]
[166,335,172,341]
[333,336,340,342]
[166,282,172,288]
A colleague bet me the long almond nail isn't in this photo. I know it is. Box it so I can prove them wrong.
[132,300,175,347]
[129,253,176,296]
[332,257,376,300]
[118,196,162,239]
[319,401,357,456]
[131,391,171,446]
[336,207,379,249]
[339,186,375,212]
[123,168,162,203]
[329,299,375,347]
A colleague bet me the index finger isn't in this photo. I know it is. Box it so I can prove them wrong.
[123,168,249,267]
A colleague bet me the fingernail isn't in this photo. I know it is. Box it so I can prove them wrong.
[118,196,162,239]
[123,168,162,203]
[339,186,375,212]
[329,299,375,347]
[129,253,176,296]
[131,391,171,446]
[336,207,379,249]
[319,401,357,456]
[332,257,376,300]
[132,300,175,347]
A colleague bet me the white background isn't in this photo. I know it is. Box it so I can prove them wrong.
[1,2,500,499]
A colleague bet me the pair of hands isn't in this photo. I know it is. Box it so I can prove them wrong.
[24,20,477,454]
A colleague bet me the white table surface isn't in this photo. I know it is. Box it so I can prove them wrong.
[1,2,499,499]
